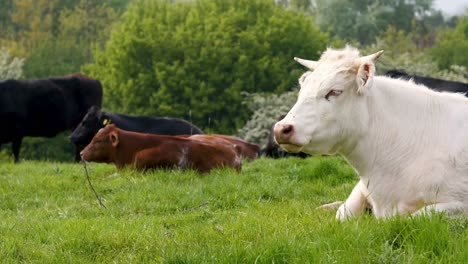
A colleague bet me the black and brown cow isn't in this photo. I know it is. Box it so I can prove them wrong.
[70,106,204,159]
[81,125,241,173]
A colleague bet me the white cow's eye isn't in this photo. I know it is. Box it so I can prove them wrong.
[325,89,343,101]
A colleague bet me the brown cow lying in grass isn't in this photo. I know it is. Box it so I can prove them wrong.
[80,125,242,173]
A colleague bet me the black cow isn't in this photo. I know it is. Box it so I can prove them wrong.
[385,69,468,93]
[0,73,103,162]
[70,106,204,157]
[261,115,309,158]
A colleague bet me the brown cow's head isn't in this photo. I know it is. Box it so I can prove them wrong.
[81,124,119,163]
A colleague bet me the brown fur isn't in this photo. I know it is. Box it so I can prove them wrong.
[187,134,260,160]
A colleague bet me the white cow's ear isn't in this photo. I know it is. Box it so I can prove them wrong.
[298,71,312,86]
[355,50,384,94]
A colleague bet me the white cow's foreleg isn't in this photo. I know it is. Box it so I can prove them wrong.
[336,180,369,221]
[412,201,468,217]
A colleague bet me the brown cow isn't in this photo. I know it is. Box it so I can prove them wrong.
[188,134,260,160]
[81,125,242,173]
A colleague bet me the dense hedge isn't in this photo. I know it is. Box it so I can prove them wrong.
[85,0,328,134]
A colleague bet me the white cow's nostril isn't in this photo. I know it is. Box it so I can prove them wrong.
[282,125,293,136]
[274,123,294,143]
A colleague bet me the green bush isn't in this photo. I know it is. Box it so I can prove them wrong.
[85,0,328,134]
[431,17,468,70]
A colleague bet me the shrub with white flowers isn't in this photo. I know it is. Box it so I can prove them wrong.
[0,47,24,79]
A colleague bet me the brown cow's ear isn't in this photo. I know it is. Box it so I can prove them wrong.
[110,131,119,147]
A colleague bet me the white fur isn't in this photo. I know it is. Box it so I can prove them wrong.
[277,46,468,219]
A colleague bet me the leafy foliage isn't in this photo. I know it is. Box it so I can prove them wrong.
[275,0,315,11]
[1,135,77,163]
[362,26,439,75]
[85,0,328,134]
[435,65,467,83]
[23,38,89,78]
[431,16,468,70]
[0,0,15,38]
[315,0,441,45]
[0,47,24,79]
[363,26,467,82]
[24,0,119,78]
[17,133,77,162]
[58,0,119,50]
[10,0,55,54]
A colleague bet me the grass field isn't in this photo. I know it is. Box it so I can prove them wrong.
[0,156,467,263]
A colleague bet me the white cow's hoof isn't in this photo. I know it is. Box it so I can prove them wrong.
[336,204,355,221]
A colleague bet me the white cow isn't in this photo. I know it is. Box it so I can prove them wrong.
[274,46,468,220]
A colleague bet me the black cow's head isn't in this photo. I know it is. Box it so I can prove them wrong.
[70,106,111,149]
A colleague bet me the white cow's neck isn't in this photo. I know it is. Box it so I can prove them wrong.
[341,76,460,178]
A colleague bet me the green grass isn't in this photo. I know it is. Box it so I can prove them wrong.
[0,157,467,263]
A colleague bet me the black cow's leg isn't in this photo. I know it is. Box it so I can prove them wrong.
[74,145,82,162]
[12,137,23,163]
[75,150,81,162]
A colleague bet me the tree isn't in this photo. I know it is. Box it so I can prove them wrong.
[10,0,56,56]
[359,23,466,85]
[275,0,315,11]
[430,17,468,70]
[23,0,119,78]
[315,0,437,45]
[85,0,328,134]
[23,38,88,78]
[58,0,119,53]
[106,0,132,12]
[360,26,439,75]
[7,0,121,77]
[0,0,15,37]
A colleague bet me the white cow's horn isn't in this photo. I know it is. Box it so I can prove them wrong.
[294,57,318,71]
[360,50,384,63]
